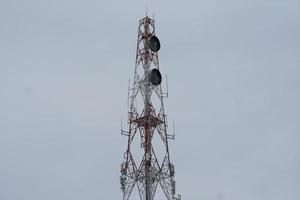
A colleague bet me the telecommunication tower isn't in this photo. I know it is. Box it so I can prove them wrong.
[120,16,181,200]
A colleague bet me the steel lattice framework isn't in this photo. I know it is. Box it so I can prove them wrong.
[120,16,181,200]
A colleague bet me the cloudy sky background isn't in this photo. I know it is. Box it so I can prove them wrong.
[0,0,300,200]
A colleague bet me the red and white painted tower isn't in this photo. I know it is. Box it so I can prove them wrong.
[120,16,181,200]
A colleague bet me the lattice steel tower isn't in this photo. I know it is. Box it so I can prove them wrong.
[120,16,181,200]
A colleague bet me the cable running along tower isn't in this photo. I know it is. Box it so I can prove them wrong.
[120,16,181,200]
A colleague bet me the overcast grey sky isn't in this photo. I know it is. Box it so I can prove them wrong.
[0,0,300,200]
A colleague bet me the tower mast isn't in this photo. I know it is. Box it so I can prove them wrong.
[120,16,181,200]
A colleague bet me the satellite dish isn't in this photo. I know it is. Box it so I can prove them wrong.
[148,35,160,52]
[150,68,162,86]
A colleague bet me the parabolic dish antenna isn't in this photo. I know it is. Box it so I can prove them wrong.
[150,68,162,86]
[148,35,161,52]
